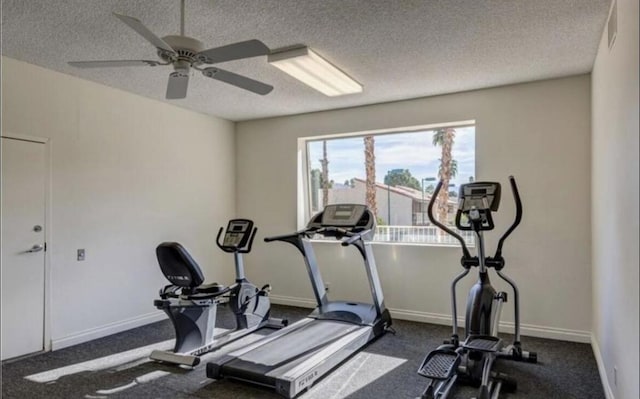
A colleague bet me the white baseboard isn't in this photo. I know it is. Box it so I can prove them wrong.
[591,334,615,399]
[270,294,591,343]
[390,307,592,343]
[385,307,458,326]
[270,294,317,309]
[51,312,167,351]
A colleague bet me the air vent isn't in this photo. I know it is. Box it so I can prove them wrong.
[608,0,617,49]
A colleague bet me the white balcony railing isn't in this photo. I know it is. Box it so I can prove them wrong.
[372,225,475,246]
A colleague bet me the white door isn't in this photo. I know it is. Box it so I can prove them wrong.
[1,137,47,360]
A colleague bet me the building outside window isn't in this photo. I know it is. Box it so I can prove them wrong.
[303,123,475,245]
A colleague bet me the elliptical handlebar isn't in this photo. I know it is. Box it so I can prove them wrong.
[493,176,522,260]
[427,180,472,259]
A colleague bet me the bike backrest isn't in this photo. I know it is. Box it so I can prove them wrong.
[156,242,204,288]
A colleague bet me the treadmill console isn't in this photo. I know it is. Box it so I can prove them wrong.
[321,204,368,227]
[222,219,254,249]
[307,204,375,240]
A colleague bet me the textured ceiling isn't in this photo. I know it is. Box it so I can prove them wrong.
[1,0,611,121]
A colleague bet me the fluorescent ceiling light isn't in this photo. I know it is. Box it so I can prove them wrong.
[268,47,363,96]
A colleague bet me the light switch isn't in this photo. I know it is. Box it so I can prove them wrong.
[77,249,85,261]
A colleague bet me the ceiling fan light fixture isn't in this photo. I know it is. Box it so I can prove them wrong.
[68,5,273,99]
[268,47,362,96]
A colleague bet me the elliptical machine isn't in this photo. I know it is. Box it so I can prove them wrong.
[417,176,537,399]
[150,219,286,367]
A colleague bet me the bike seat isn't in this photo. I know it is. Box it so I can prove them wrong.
[196,282,226,294]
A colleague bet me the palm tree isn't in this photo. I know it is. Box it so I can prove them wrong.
[438,159,458,181]
[432,128,456,225]
[320,140,329,207]
[364,136,378,217]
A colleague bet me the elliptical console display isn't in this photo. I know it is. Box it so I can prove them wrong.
[455,182,501,231]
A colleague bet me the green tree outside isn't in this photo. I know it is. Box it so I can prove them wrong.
[384,168,421,190]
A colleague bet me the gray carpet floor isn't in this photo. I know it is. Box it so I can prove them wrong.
[1,304,605,399]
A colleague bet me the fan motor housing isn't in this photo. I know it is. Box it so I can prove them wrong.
[159,35,205,64]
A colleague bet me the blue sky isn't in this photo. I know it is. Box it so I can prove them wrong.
[307,126,475,189]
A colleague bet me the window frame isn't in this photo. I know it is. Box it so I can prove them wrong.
[297,120,476,246]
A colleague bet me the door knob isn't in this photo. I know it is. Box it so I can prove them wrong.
[25,244,44,253]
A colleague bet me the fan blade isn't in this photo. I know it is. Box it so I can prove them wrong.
[196,39,270,64]
[202,67,273,95]
[68,60,160,68]
[166,71,189,99]
[113,13,175,54]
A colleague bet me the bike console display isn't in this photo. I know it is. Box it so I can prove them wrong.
[216,219,257,253]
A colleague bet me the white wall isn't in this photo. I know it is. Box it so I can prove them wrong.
[236,75,592,342]
[591,0,639,397]
[1,57,237,348]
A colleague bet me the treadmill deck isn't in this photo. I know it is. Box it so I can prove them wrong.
[207,317,383,397]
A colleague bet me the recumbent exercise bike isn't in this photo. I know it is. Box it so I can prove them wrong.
[150,219,286,367]
[417,176,537,399]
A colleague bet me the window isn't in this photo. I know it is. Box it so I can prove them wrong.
[301,123,476,245]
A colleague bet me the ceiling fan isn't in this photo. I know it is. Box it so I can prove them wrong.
[68,0,273,99]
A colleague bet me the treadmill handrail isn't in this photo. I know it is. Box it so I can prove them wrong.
[264,229,312,242]
[264,229,315,256]
[316,226,352,238]
[341,230,365,247]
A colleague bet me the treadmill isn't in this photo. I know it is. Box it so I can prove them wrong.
[206,204,393,398]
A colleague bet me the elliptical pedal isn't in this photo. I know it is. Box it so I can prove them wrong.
[418,349,460,380]
[463,335,502,353]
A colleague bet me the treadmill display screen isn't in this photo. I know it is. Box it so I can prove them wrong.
[334,210,353,219]
[321,204,367,227]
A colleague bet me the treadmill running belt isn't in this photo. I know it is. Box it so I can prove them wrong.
[237,320,359,366]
